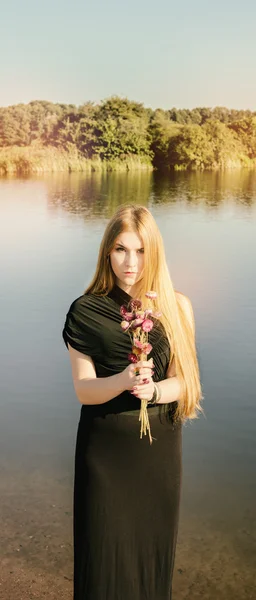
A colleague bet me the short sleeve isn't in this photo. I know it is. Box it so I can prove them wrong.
[62,296,97,357]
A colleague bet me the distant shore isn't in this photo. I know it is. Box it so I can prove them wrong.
[1,98,256,174]
[0,145,255,176]
[0,146,153,176]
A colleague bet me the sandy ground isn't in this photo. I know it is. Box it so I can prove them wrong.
[0,464,255,599]
[1,515,255,600]
[0,559,72,600]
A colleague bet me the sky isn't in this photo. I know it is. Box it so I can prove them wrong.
[1,0,256,110]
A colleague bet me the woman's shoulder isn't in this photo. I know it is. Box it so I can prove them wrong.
[63,293,105,353]
[67,293,89,314]
[67,292,107,315]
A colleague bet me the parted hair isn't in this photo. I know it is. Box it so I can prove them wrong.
[84,204,204,424]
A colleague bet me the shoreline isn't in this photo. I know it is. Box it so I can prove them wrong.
[0,145,256,176]
[0,146,153,176]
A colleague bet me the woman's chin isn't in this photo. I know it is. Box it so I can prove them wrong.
[116,275,137,291]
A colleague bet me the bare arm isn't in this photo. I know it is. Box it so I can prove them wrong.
[67,343,153,406]
[154,377,182,404]
[67,343,125,405]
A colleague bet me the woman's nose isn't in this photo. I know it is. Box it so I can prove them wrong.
[126,253,137,267]
[127,253,137,265]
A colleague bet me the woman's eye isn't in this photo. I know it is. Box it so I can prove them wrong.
[115,247,144,253]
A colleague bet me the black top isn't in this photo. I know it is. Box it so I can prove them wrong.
[62,283,174,417]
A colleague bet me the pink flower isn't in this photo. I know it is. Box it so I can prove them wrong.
[131,318,144,329]
[152,311,162,319]
[121,320,130,331]
[145,291,157,300]
[141,318,154,332]
[145,308,153,316]
[128,352,139,363]
[125,311,134,321]
[142,342,153,355]
[134,339,144,350]
[135,310,145,318]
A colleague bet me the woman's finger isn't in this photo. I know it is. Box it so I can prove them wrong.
[135,371,153,379]
[132,382,154,394]
[134,366,154,375]
[135,375,152,384]
[136,359,154,368]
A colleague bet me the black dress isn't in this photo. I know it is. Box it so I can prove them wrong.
[62,283,182,600]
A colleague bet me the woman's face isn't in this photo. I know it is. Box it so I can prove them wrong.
[109,230,145,293]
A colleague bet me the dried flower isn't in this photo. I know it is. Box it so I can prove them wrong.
[134,339,144,350]
[120,290,161,444]
[120,305,128,317]
[121,320,130,331]
[130,299,142,310]
[128,352,139,363]
[145,291,157,300]
[135,310,145,318]
[125,311,135,321]
[131,318,144,329]
[132,347,141,356]
[141,319,154,332]
[142,342,152,355]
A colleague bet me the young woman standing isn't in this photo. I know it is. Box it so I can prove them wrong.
[62,204,204,600]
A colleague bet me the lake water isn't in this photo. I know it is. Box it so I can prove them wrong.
[0,170,255,599]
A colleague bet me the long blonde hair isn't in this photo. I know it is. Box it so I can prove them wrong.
[84,204,204,424]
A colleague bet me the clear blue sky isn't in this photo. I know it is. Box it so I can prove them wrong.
[1,0,256,110]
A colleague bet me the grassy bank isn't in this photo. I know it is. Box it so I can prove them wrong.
[0,145,153,175]
[0,144,255,176]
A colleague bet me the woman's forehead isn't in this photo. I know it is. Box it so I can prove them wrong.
[115,230,143,247]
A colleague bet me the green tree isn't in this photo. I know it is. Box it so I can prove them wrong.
[229,117,256,158]
[149,109,181,168]
[203,120,246,166]
[93,96,152,161]
[169,125,214,169]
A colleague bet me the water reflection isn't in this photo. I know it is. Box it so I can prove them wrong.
[41,169,256,221]
[152,169,256,208]
[0,170,255,599]
[45,170,153,219]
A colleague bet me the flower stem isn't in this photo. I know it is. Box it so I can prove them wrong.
[137,351,154,444]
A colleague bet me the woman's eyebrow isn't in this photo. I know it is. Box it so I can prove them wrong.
[115,242,144,249]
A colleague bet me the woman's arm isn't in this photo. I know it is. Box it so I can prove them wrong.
[67,343,125,405]
[155,376,182,404]
[67,343,153,406]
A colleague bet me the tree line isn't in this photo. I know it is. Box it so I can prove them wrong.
[1,96,256,170]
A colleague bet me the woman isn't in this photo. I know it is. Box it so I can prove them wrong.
[62,204,204,600]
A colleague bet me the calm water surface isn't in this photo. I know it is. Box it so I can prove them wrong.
[0,170,255,599]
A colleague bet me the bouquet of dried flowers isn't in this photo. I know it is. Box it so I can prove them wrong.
[120,291,161,444]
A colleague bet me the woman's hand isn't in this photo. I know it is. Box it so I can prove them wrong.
[119,358,155,400]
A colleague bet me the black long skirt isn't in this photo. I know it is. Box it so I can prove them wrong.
[73,406,182,600]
